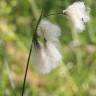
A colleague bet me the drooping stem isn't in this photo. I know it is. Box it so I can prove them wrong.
[45,12,63,17]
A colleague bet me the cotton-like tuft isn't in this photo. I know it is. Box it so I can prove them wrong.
[32,19,62,74]
[37,19,61,41]
[63,1,90,32]
[32,40,62,74]
[32,41,53,74]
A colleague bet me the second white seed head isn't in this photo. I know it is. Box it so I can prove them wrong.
[63,1,90,32]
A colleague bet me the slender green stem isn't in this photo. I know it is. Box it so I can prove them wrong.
[71,27,80,43]
[70,24,82,74]
[86,0,95,43]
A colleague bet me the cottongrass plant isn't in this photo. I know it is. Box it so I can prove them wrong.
[21,1,91,96]
[32,19,62,74]
[32,1,90,74]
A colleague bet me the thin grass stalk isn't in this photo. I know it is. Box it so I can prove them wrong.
[86,0,95,43]
[21,9,43,96]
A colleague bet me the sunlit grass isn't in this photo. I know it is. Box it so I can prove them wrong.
[0,0,96,96]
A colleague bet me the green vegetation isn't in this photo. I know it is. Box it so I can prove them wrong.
[0,0,96,96]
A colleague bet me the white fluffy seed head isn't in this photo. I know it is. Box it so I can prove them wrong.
[32,19,62,74]
[32,41,62,74]
[37,19,61,41]
[32,42,52,74]
[63,1,90,32]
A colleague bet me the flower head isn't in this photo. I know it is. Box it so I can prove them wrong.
[32,39,62,74]
[32,19,62,74]
[63,1,90,32]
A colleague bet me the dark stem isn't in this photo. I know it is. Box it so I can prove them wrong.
[21,9,43,96]
[21,42,32,96]
[45,12,63,17]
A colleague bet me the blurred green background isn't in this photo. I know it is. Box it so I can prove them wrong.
[0,0,96,96]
